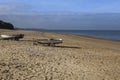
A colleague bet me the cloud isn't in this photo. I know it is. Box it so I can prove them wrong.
[0,4,16,14]
[0,2,35,15]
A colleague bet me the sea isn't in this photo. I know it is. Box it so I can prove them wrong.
[27,29,120,41]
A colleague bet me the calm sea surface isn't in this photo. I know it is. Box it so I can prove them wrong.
[34,29,120,40]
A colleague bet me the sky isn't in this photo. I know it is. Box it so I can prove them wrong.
[0,0,120,14]
[0,0,120,30]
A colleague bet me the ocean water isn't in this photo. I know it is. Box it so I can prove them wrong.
[38,30,120,40]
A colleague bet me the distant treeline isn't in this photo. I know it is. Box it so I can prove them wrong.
[0,20,14,29]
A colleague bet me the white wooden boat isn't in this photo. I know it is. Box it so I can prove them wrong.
[0,34,14,38]
[33,38,63,46]
[0,34,24,40]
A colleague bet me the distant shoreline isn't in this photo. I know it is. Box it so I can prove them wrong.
[1,29,120,42]
[16,29,120,41]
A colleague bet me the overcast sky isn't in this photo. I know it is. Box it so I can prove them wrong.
[0,0,120,30]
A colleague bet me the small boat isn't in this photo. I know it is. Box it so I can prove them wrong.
[33,38,63,46]
[0,34,24,40]
[0,34,14,38]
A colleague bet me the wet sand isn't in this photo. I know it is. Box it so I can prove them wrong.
[0,29,120,80]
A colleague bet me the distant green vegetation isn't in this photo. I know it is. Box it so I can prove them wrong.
[0,20,14,29]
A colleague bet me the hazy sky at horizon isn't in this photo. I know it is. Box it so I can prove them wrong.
[0,0,120,30]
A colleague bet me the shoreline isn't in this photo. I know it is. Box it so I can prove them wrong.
[17,29,120,41]
[0,29,120,44]
[0,29,120,42]
[32,30,120,42]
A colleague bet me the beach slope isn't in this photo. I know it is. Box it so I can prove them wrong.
[0,29,120,80]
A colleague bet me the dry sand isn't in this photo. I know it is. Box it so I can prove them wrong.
[0,29,120,80]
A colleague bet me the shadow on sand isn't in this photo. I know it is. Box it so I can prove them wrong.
[19,40,81,49]
[55,46,81,49]
[20,40,33,42]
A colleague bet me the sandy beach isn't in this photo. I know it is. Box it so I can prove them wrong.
[0,29,120,80]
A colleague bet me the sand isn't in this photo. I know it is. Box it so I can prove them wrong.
[0,29,120,80]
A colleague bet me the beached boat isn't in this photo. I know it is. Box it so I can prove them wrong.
[0,34,24,40]
[0,34,14,38]
[33,38,63,46]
